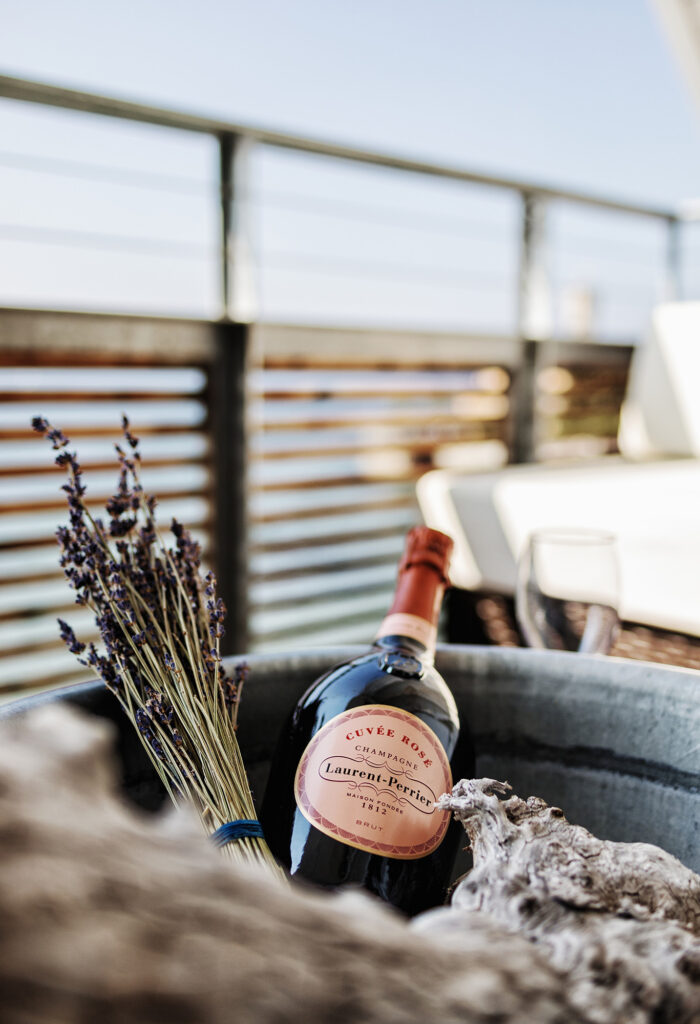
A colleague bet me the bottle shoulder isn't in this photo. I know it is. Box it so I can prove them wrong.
[293,648,459,734]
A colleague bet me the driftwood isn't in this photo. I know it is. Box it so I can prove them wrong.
[0,706,582,1024]
[417,779,700,1024]
[0,706,698,1023]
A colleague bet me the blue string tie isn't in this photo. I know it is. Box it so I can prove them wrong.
[211,818,265,848]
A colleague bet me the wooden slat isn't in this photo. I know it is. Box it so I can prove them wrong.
[253,430,501,461]
[251,563,397,610]
[0,365,206,390]
[0,437,210,477]
[0,546,66,580]
[0,454,208,478]
[549,415,621,437]
[537,394,625,413]
[0,459,209,492]
[0,568,64,588]
[251,524,413,556]
[0,633,97,661]
[0,390,207,403]
[252,323,522,368]
[1,401,206,429]
[0,462,210,515]
[252,493,415,525]
[251,407,509,431]
[256,618,379,650]
[259,364,512,389]
[0,491,208,517]
[257,386,503,400]
[0,654,94,693]
[0,531,211,579]
[0,608,94,645]
[0,308,216,365]
[249,450,509,491]
[250,560,402,586]
[0,489,211,552]
[249,479,413,512]
[253,504,416,545]
[250,534,408,579]
[0,578,83,619]
[250,590,393,644]
[0,423,206,441]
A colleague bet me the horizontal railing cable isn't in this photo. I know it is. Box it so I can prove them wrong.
[0,224,212,259]
[0,149,210,194]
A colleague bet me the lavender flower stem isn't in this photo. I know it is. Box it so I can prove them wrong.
[32,414,284,880]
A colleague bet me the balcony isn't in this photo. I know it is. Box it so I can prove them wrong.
[0,76,697,696]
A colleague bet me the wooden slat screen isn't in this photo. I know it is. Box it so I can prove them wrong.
[0,311,217,697]
[0,312,638,695]
[247,326,518,649]
[535,343,634,460]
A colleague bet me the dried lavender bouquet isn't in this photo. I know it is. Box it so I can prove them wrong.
[32,415,282,877]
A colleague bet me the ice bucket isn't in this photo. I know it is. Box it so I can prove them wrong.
[3,645,699,872]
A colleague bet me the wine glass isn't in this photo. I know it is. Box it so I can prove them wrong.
[516,528,620,653]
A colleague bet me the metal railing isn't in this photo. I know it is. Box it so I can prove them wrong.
[0,73,687,462]
[0,75,687,692]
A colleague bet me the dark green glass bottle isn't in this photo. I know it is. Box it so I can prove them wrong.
[261,527,475,915]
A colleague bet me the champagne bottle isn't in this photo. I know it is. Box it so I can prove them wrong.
[260,526,474,915]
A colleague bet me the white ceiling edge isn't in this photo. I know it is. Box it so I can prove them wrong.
[651,0,700,117]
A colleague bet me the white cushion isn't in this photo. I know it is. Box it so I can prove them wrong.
[618,302,700,459]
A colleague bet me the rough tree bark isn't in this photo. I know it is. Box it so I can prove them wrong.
[416,779,700,1024]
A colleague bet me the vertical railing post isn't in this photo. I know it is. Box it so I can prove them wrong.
[665,215,682,301]
[216,134,253,649]
[218,132,255,323]
[511,192,550,464]
[218,133,235,320]
[210,320,250,655]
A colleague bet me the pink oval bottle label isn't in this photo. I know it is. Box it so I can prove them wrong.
[294,704,453,860]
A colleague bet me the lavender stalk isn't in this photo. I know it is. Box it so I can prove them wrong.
[32,415,283,878]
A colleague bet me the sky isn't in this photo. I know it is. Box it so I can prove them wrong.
[1,0,699,334]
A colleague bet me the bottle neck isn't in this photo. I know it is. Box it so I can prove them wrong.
[375,564,447,655]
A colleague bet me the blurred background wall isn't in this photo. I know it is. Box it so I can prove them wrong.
[1,0,700,692]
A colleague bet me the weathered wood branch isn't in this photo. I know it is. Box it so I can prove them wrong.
[1,707,698,1023]
[417,778,700,1024]
[0,707,581,1024]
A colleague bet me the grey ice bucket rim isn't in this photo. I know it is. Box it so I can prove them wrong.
[4,644,698,780]
[2,644,698,872]
[232,644,700,777]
